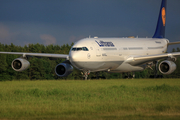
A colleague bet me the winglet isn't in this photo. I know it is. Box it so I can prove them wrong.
[153,0,167,38]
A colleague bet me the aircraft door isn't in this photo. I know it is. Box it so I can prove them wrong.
[92,42,101,57]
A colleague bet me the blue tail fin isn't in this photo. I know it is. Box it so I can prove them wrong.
[153,0,167,38]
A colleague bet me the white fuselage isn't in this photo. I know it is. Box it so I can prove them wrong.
[69,38,168,73]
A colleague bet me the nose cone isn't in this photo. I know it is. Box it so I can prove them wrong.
[69,51,80,62]
[69,51,83,69]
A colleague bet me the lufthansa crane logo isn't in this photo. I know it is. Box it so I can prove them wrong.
[87,53,91,59]
[162,7,166,26]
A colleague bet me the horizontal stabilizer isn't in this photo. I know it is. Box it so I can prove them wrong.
[168,41,180,45]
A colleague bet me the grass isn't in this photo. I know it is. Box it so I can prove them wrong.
[0,79,180,120]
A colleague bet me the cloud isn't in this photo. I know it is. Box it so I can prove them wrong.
[40,34,56,45]
[0,23,11,43]
[0,23,59,46]
[0,23,32,45]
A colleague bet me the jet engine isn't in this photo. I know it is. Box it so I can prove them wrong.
[55,63,73,77]
[159,60,176,75]
[11,58,30,72]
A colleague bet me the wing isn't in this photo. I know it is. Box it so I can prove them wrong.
[126,52,180,66]
[0,52,69,59]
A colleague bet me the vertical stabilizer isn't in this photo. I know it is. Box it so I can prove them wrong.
[153,0,167,38]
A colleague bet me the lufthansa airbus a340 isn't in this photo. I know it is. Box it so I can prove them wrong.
[0,0,180,79]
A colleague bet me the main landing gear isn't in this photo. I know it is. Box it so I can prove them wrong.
[124,72,135,79]
[154,61,158,78]
[149,61,163,78]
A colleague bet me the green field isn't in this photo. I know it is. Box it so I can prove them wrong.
[0,79,180,120]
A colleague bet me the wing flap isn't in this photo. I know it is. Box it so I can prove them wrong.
[126,52,180,66]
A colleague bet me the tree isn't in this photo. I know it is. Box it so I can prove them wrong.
[0,42,180,80]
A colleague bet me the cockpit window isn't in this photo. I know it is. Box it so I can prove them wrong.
[77,48,82,51]
[72,48,77,51]
[71,47,89,51]
[82,47,88,51]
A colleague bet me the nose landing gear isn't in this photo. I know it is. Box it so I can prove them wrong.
[82,70,90,80]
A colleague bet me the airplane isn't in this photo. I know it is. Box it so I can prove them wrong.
[0,0,180,80]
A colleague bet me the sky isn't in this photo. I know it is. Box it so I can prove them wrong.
[0,0,180,52]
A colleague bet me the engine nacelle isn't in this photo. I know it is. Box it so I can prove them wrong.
[159,60,176,75]
[55,63,73,77]
[11,58,30,72]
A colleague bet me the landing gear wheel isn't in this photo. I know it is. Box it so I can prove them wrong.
[149,61,163,78]
[154,61,158,78]
[124,72,135,79]
[83,70,90,80]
